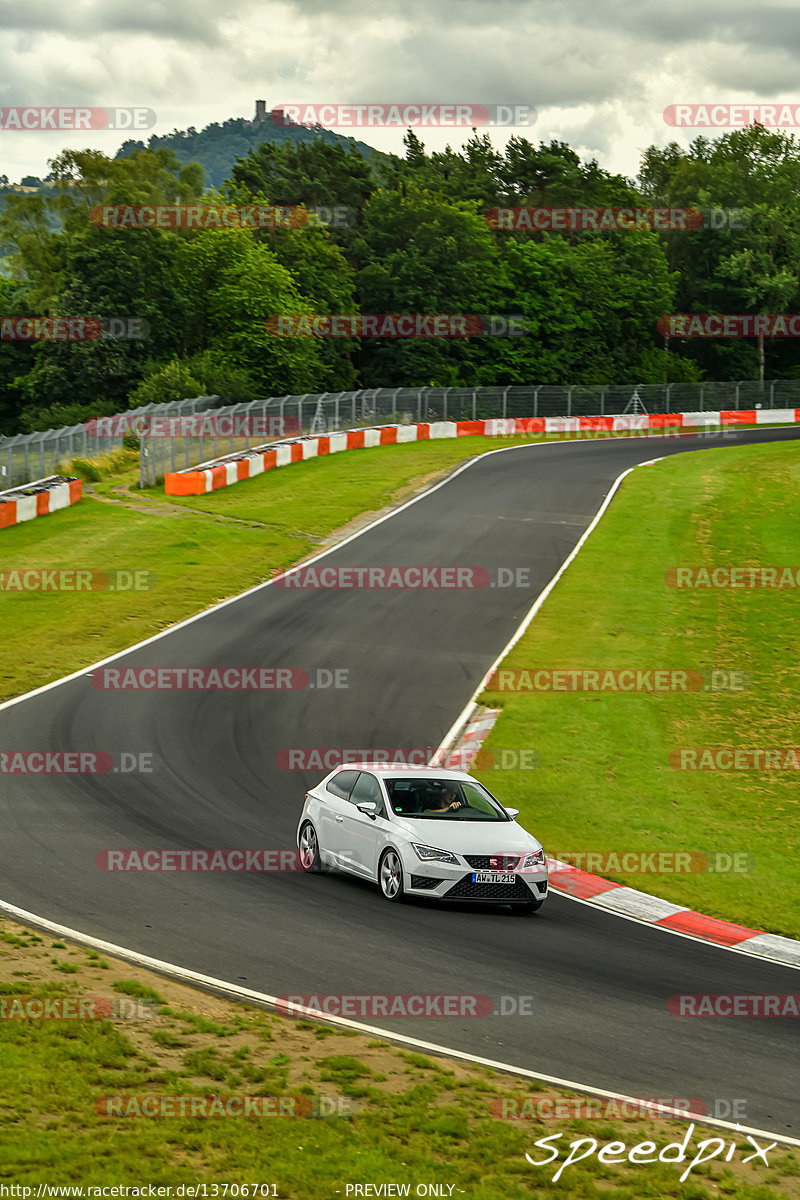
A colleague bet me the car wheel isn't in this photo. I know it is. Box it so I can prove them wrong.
[511,899,545,915]
[378,848,405,902]
[299,822,323,872]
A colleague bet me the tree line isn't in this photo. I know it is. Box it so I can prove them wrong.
[1,123,799,434]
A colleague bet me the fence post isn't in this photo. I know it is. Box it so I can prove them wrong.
[443,389,449,421]
[534,386,540,417]
[735,382,740,409]
[567,386,573,417]
[770,379,775,408]
[502,386,509,419]
[472,389,477,420]
[700,384,704,412]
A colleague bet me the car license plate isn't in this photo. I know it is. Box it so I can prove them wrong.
[472,871,516,884]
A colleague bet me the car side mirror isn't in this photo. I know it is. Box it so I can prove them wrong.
[505,807,520,819]
[356,801,378,819]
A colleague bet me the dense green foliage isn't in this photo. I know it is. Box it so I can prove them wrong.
[3,116,800,434]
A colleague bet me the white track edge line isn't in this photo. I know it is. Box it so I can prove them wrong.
[430,456,800,972]
[0,430,733,717]
[0,897,796,1149]
[3,435,797,1139]
[0,438,582,717]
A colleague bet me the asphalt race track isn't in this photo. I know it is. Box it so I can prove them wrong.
[1,428,798,1139]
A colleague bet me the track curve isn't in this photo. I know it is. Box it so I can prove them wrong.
[1,428,798,1139]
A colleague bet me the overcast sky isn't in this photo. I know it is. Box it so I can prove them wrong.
[2,0,799,184]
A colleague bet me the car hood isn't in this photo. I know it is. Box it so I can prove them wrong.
[390,817,542,855]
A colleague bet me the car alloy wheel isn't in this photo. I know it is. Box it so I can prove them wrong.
[379,849,404,902]
[299,822,322,872]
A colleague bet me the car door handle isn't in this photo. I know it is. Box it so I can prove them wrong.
[335,814,344,822]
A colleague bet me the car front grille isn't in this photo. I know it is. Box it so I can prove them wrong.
[445,873,532,901]
[409,875,441,890]
[464,854,523,871]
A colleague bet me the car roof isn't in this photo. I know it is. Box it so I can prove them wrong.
[325,762,474,781]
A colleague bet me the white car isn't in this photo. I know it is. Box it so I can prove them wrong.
[296,763,548,913]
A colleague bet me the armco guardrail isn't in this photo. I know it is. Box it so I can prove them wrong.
[165,408,799,497]
[0,475,82,530]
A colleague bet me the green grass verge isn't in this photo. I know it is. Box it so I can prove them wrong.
[0,436,537,702]
[475,439,800,938]
[1,916,798,1195]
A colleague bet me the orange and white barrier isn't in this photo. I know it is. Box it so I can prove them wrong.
[0,475,82,531]
[163,410,800,497]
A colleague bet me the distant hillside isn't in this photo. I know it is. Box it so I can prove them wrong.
[115,103,385,190]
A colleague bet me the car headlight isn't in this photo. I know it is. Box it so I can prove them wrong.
[522,849,546,870]
[411,843,460,865]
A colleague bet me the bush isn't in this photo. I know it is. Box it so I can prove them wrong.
[128,352,257,410]
[60,448,139,481]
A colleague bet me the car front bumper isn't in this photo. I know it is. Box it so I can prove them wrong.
[406,866,548,904]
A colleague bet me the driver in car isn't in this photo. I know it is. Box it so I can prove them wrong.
[423,782,464,813]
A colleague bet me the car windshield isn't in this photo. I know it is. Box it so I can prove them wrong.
[384,777,510,821]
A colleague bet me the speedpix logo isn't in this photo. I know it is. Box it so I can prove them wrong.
[526,1123,776,1184]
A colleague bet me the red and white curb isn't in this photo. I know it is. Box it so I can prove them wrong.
[0,474,82,531]
[438,701,800,969]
